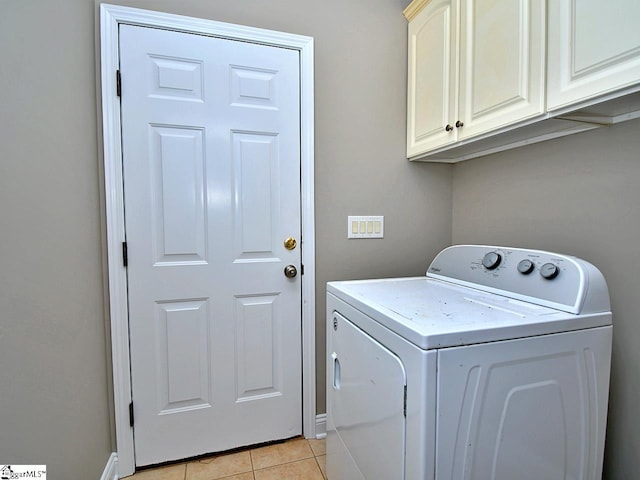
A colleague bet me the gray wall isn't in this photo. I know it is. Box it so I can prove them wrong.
[452,118,640,479]
[0,1,113,478]
[0,0,451,477]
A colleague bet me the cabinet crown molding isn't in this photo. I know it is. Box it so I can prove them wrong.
[403,0,432,21]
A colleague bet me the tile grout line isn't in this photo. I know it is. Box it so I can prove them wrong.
[251,438,315,472]
[130,438,324,479]
[253,454,316,471]
[313,456,322,479]
[250,447,257,480]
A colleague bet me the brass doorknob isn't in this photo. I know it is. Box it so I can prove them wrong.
[284,265,298,278]
[284,237,297,250]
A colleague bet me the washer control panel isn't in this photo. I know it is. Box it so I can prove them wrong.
[482,251,559,280]
[427,245,609,314]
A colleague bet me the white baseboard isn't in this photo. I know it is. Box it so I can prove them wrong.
[315,413,326,439]
[101,453,118,480]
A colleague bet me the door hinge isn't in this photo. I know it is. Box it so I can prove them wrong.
[403,385,407,418]
[301,264,304,275]
[116,69,121,97]
[122,241,128,267]
[129,401,134,427]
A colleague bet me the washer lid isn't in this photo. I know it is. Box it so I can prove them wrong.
[327,277,611,349]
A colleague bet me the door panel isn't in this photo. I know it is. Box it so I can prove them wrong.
[232,132,280,259]
[119,24,301,466]
[235,294,282,401]
[150,126,207,263]
[158,299,210,412]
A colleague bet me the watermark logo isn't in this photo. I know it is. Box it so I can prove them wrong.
[0,465,46,479]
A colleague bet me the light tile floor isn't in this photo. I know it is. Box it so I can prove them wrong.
[124,437,326,480]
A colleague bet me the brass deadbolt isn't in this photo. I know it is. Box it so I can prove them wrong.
[284,237,297,250]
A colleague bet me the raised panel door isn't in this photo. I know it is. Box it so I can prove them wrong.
[120,24,302,466]
[458,0,545,139]
[548,0,640,111]
[407,0,459,156]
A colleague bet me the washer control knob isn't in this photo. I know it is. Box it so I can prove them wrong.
[517,259,535,274]
[482,252,502,270]
[540,263,559,280]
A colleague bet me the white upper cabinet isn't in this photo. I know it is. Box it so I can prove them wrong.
[406,0,545,159]
[407,0,458,156]
[458,0,545,138]
[547,0,640,111]
[405,0,640,162]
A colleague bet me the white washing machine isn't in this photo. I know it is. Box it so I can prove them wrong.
[326,245,612,480]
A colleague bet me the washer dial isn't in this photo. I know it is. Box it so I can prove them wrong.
[540,263,559,279]
[517,259,535,274]
[482,252,502,270]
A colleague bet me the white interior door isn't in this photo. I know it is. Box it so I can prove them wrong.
[119,24,302,466]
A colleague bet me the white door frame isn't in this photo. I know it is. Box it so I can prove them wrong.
[99,4,315,476]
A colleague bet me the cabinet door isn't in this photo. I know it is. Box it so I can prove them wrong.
[407,0,458,157]
[547,0,640,111]
[457,0,545,139]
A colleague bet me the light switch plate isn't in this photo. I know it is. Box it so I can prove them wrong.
[348,216,384,239]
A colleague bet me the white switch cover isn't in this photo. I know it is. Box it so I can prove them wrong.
[348,216,384,239]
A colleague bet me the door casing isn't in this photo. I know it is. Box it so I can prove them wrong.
[99,4,315,477]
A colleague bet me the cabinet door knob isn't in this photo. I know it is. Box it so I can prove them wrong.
[445,124,453,132]
[455,120,464,128]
